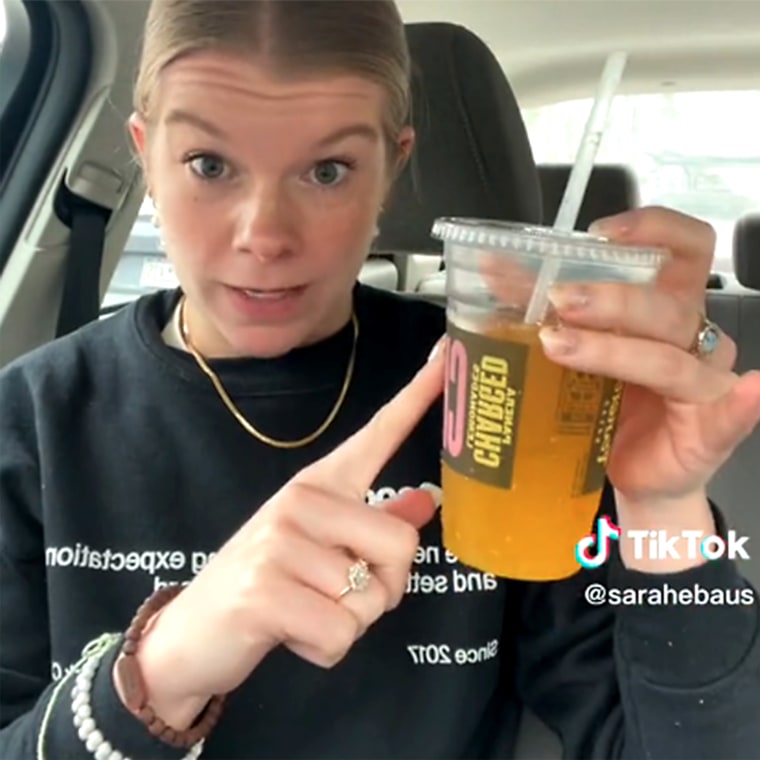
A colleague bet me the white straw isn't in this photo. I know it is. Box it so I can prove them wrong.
[523,51,628,324]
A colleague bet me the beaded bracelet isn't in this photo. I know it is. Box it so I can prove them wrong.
[36,633,203,760]
[37,634,119,760]
[113,585,226,748]
[70,641,203,760]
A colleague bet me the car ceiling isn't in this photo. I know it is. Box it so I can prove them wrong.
[398,0,760,106]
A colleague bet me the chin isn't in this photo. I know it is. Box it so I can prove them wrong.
[198,283,352,357]
[231,326,308,358]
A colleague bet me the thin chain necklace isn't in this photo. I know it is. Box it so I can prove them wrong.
[178,295,358,449]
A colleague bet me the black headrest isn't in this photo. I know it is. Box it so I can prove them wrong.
[538,164,640,230]
[375,22,542,255]
[733,213,760,290]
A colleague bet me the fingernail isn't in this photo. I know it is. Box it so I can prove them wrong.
[547,284,590,310]
[588,211,634,238]
[539,326,577,355]
[428,335,447,362]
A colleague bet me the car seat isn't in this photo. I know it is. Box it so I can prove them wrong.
[538,163,640,229]
[374,21,543,307]
[706,214,760,590]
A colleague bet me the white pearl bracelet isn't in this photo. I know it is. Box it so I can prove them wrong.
[32,633,204,760]
[69,638,204,760]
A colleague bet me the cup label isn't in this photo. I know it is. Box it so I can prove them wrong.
[571,376,624,496]
[442,321,527,489]
[443,321,624,497]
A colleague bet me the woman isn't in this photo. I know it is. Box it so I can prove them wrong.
[1,1,759,758]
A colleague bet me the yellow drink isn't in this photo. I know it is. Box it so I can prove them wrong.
[442,319,623,581]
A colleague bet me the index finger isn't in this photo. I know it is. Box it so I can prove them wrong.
[297,337,446,496]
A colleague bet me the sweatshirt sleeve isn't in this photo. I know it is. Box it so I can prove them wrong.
[511,482,760,760]
[0,364,185,760]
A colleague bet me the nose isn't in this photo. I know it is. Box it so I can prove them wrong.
[233,183,296,261]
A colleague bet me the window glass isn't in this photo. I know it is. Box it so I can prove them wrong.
[102,195,178,309]
[523,91,760,273]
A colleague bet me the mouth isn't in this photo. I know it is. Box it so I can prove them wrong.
[230,284,306,301]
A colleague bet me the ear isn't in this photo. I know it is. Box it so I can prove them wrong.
[383,126,415,207]
[395,125,415,175]
[127,112,151,186]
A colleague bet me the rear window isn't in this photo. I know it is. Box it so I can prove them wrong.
[523,90,760,273]
[102,196,177,310]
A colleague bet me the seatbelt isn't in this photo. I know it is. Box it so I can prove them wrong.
[55,198,110,338]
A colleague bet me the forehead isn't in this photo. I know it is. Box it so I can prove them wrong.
[155,50,387,129]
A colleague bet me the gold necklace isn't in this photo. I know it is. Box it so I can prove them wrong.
[179,295,358,449]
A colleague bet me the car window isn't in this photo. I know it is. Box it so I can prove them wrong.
[1,0,93,291]
[102,195,178,310]
[523,90,760,273]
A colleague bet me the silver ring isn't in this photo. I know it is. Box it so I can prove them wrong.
[689,314,721,359]
[337,559,371,599]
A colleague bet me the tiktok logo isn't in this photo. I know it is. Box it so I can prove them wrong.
[575,516,622,568]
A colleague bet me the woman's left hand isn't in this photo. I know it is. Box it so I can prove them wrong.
[540,207,760,565]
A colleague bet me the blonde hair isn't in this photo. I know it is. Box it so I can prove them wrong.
[134,0,412,148]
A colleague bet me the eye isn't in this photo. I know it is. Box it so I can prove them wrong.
[308,160,352,187]
[187,153,229,181]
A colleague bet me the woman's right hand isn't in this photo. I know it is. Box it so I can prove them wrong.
[116,343,446,729]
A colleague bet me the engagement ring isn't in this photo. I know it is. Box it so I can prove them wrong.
[337,559,371,599]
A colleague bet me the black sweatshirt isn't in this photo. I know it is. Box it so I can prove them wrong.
[0,285,758,760]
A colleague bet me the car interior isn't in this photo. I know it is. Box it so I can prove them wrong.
[1,1,759,757]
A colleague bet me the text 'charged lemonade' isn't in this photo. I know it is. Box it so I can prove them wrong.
[442,318,623,581]
[432,217,666,582]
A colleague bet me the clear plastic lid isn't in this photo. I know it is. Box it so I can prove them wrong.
[431,217,668,269]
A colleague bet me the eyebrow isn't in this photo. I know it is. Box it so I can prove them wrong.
[314,124,380,148]
[163,109,228,139]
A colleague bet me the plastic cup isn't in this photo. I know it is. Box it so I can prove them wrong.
[432,217,668,581]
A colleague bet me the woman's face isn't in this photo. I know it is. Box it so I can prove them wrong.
[129,51,413,358]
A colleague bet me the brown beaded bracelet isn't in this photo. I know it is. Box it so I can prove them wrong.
[114,584,226,750]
